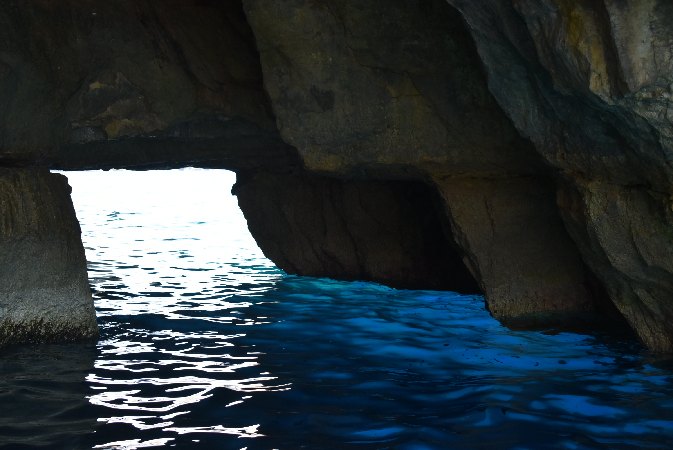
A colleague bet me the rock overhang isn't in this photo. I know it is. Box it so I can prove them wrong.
[0,0,672,352]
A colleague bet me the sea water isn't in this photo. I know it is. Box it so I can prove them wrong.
[1,169,672,449]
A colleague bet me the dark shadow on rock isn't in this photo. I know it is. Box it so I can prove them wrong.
[234,170,480,293]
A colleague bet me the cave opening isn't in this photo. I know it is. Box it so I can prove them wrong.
[41,167,495,448]
[60,168,274,304]
[61,168,481,304]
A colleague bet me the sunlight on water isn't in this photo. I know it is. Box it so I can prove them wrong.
[0,168,672,449]
[68,170,287,448]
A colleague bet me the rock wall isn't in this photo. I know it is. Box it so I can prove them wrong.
[235,170,478,292]
[242,0,537,178]
[434,175,596,327]
[241,0,607,330]
[239,0,673,350]
[443,0,673,351]
[0,0,672,351]
[0,169,97,346]
[0,0,296,171]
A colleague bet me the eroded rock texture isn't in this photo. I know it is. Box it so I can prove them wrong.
[239,0,673,350]
[243,0,536,177]
[0,169,97,346]
[434,176,596,327]
[443,0,673,350]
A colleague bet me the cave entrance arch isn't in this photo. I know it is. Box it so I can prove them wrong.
[61,168,272,307]
[62,168,480,306]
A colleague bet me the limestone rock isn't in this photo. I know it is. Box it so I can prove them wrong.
[434,175,596,327]
[242,0,606,331]
[234,170,479,292]
[558,180,673,351]
[444,0,673,349]
[0,0,672,352]
[0,169,97,347]
[242,0,540,178]
[0,0,284,170]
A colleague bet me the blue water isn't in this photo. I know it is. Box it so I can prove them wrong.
[1,169,673,449]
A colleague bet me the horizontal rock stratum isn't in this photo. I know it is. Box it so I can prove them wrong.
[0,0,672,351]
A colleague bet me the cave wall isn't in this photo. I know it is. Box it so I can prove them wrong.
[234,170,478,292]
[442,0,673,351]
[240,0,673,350]
[0,0,296,171]
[241,0,536,177]
[434,175,597,327]
[241,0,603,329]
[0,0,672,351]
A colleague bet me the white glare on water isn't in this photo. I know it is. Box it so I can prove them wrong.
[62,169,285,447]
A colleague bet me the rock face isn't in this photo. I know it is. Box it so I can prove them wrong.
[242,0,536,177]
[442,0,673,351]
[0,169,97,346]
[242,0,604,329]
[235,170,478,292]
[434,176,596,327]
[239,0,673,350]
[0,0,295,171]
[0,0,672,351]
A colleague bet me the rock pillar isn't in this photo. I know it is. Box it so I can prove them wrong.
[434,175,597,327]
[558,180,673,352]
[0,168,97,347]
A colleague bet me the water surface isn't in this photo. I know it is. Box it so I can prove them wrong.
[1,169,672,449]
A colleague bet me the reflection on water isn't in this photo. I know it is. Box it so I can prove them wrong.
[1,169,673,449]
[72,169,286,449]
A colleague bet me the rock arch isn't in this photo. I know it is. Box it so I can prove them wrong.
[1,0,672,351]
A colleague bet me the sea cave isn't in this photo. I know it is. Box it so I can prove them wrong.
[1,0,673,448]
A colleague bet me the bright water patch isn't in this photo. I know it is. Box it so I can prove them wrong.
[1,169,673,449]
